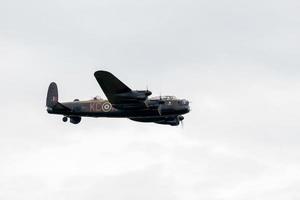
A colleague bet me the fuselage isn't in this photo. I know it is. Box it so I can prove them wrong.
[47,97,190,119]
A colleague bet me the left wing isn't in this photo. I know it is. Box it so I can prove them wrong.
[94,70,132,104]
[94,71,149,109]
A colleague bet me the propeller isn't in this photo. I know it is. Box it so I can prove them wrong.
[158,104,162,115]
[158,104,167,115]
[178,116,184,128]
[158,93,165,104]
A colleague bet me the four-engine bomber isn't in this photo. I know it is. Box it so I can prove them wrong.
[46,70,190,126]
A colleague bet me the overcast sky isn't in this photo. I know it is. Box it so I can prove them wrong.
[1,0,300,199]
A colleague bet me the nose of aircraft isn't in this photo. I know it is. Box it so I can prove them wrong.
[182,100,190,114]
[186,104,191,113]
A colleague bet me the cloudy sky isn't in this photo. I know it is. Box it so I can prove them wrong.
[1,0,300,199]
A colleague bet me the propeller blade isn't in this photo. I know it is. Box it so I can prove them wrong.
[158,105,162,115]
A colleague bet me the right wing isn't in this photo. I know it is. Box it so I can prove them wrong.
[130,116,182,126]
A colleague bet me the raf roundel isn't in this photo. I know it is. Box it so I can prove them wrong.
[102,102,112,112]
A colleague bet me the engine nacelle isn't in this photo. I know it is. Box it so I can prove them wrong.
[156,118,180,126]
[140,90,152,97]
[155,116,184,126]
[70,116,81,124]
[115,90,152,101]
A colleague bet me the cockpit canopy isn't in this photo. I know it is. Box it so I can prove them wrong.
[149,96,177,100]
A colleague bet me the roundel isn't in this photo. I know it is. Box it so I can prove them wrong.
[102,102,112,112]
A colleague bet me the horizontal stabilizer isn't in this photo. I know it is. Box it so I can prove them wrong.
[53,102,71,111]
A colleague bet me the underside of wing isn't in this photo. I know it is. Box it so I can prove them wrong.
[130,115,183,126]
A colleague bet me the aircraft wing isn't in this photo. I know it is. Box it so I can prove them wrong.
[94,71,141,106]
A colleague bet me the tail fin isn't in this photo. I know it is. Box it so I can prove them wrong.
[46,82,58,108]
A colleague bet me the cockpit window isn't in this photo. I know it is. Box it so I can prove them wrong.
[182,100,189,105]
[150,96,177,100]
[178,100,189,105]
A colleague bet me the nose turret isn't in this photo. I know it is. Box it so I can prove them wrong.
[180,99,190,114]
[185,104,191,114]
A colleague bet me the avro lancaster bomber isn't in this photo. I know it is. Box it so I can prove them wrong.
[46,71,190,126]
